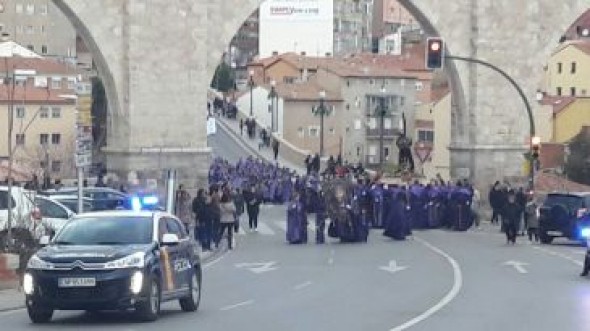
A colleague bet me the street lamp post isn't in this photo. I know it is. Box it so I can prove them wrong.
[378,87,388,169]
[248,70,255,117]
[312,90,331,157]
[268,80,277,133]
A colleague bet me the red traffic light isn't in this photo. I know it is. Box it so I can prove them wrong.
[426,38,444,70]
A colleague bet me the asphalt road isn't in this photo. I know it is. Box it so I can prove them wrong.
[1,207,589,330]
[208,119,251,163]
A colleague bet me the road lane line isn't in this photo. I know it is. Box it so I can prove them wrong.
[220,299,254,311]
[294,281,313,290]
[203,249,229,270]
[275,220,287,232]
[389,236,463,331]
[532,246,583,267]
[328,249,335,265]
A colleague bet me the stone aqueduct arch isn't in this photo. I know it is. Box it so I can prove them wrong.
[53,0,590,187]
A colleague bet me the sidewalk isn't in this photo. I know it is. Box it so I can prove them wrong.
[216,116,306,174]
[0,248,222,313]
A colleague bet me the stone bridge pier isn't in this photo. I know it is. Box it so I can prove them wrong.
[53,0,590,189]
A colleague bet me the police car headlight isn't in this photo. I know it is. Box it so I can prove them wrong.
[130,271,144,294]
[104,252,145,270]
[581,228,590,239]
[23,273,34,295]
[26,255,54,270]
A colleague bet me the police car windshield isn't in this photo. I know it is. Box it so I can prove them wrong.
[53,216,153,245]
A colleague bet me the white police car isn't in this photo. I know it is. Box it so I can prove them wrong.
[23,210,201,323]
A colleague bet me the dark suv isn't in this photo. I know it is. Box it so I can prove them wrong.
[538,192,590,244]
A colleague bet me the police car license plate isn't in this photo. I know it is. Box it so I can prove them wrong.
[58,277,96,288]
[547,231,562,236]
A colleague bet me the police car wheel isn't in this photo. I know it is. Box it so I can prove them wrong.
[135,277,161,321]
[539,231,554,244]
[26,300,54,323]
[180,267,201,312]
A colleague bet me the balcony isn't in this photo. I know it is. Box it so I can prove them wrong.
[366,127,399,139]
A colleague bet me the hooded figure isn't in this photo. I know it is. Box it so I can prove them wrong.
[286,192,308,244]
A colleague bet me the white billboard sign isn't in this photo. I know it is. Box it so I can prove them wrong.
[259,0,334,58]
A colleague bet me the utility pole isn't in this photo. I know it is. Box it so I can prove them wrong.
[249,70,255,117]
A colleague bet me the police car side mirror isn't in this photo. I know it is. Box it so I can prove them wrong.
[162,233,180,246]
[39,235,50,247]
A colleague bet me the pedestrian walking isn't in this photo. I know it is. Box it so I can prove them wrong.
[502,190,522,245]
[209,186,222,249]
[175,184,192,233]
[489,181,502,225]
[305,155,312,175]
[192,188,207,243]
[244,185,262,231]
[516,187,527,235]
[525,196,539,243]
[272,139,280,161]
[312,154,321,174]
[233,188,245,233]
[240,118,244,136]
[218,189,237,249]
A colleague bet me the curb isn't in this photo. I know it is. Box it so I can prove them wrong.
[0,246,228,314]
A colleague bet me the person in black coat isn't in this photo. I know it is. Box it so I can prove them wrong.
[312,154,321,174]
[489,181,501,225]
[502,191,522,245]
[244,185,262,231]
[192,189,208,244]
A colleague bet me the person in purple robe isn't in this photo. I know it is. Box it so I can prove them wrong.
[426,183,441,228]
[286,192,308,244]
[383,190,408,240]
[410,182,427,229]
[371,184,384,228]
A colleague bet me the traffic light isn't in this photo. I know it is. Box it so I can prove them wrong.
[531,136,541,159]
[426,37,444,70]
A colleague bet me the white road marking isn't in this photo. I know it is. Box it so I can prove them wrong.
[203,250,229,270]
[389,236,463,331]
[257,222,275,235]
[235,261,279,274]
[328,249,335,265]
[379,260,409,274]
[503,260,529,274]
[294,281,313,290]
[220,300,254,311]
[532,246,583,267]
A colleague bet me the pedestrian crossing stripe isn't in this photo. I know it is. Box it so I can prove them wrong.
[257,222,275,235]
[235,220,320,236]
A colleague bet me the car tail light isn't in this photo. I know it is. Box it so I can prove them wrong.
[577,208,588,218]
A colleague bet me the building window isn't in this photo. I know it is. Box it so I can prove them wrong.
[15,25,23,34]
[297,127,305,138]
[51,78,61,89]
[571,87,576,96]
[39,4,48,15]
[41,45,47,54]
[557,62,562,74]
[26,45,34,51]
[39,107,49,118]
[25,25,34,34]
[384,118,392,130]
[356,146,361,156]
[368,117,377,129]
[557,87,562,96]
[354,119,361,130]
[25,4,34,15]
[16,4,23,14]
[15,134,25,145]
[51,161,61,173]
[51,107,61,118]
[39,134,48,145]
[15,106,25,118]
[571,62,577,74]
[415,81,424,91]
[67,78,76,89]
[418,130,435,143]
[329,128,336,135]
[309,126,319,137]
[51,133,61,145]
[368,145,377,156]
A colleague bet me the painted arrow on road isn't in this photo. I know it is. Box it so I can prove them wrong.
[379,260,408,274]
[235,261,278,274]
[503,260,529,274]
